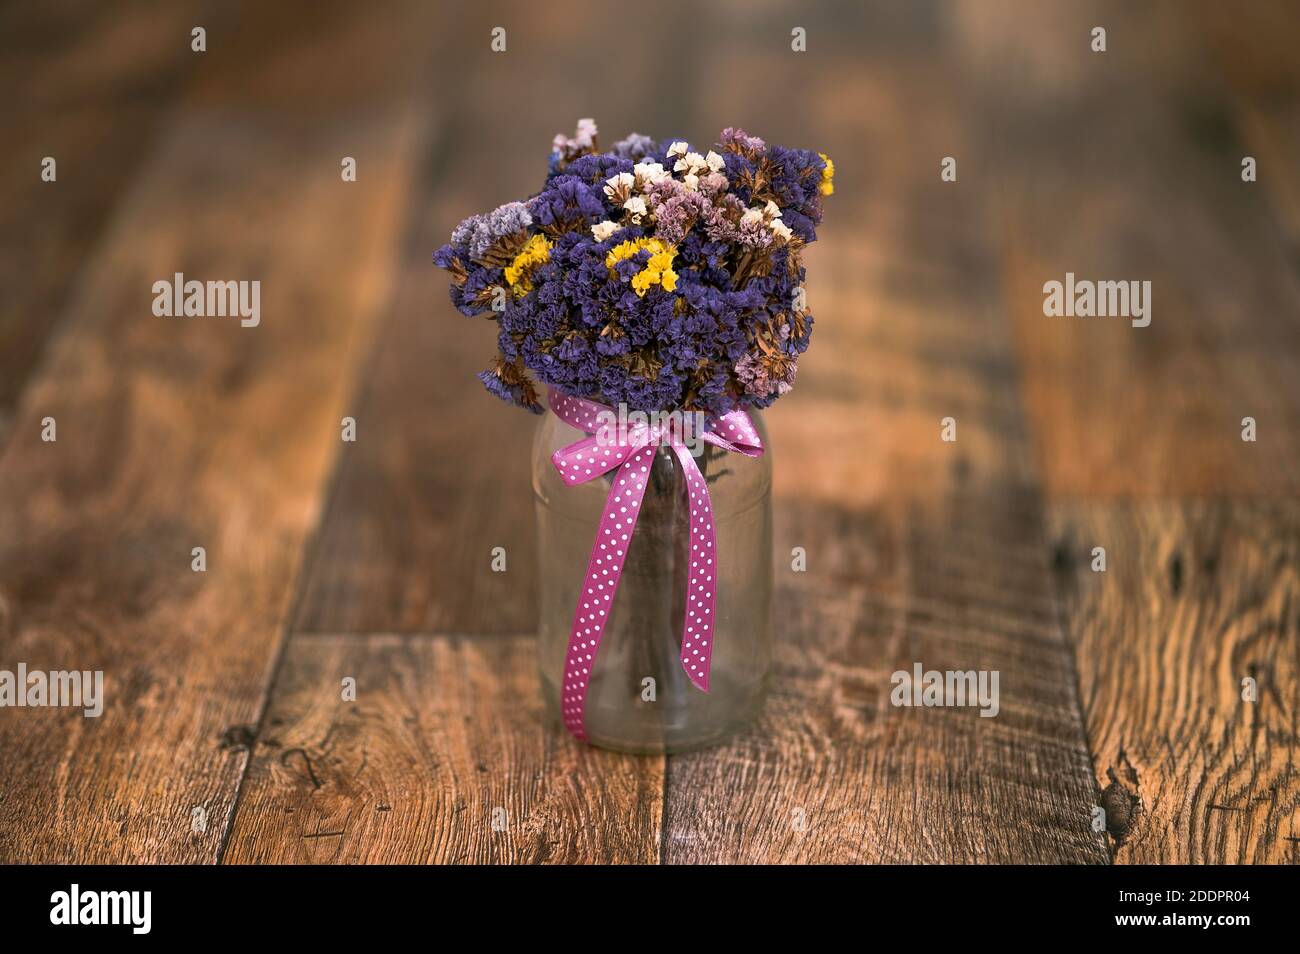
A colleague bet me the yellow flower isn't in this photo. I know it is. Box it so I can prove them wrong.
[605,237,678,297]
[631,270,655,296]
[818,152,835,196]
[504,234,552,293]
[604,239,641,268]
[647,249,673,271]
[604,237,670,268]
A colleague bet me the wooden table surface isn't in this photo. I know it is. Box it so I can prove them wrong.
[1,0,1297,864]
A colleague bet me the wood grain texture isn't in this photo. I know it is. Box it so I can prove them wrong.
[660,37,1107,863]
[0,2,208,442]
[223,634,662,863]
[0,4,430,862]
[1048,501,1300,863]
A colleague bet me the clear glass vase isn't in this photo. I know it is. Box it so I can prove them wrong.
[532,410,773,753]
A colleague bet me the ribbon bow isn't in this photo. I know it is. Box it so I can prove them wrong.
[547,387,764,740]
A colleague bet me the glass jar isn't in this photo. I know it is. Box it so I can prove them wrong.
[532,410,772,753]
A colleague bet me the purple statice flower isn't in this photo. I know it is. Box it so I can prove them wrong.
[432,243,459,272]
[696,192,772,249]
[646,179,708,245]
[763,145,827,241]
[735,214,776,249]
[547,151,633,194]
[528,175,607,231]
[698,171,729,196]
[479,357,542,414]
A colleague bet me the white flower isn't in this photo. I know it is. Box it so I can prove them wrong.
[770,219,793,241]
[706,150,726,173]
[667,141,689,158]
[634,161,669,188]
[674,150,714,194]
[740,207,765,227]
[764,200,782,220]
[604,172,634,201]
[674,151,710,176]
[623,196,649,222]
[591,220,620,241]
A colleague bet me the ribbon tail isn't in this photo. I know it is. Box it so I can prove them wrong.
[559,445,656,740]
[672,444,717,692]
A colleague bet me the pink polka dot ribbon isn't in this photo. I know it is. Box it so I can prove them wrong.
[547,387,764,741]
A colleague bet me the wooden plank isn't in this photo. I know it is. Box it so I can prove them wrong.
[0,6,431,861]
[222,634,663,864]
[1048,501,1300,863]
[0,2,208,442]
[661,42,1108,862]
